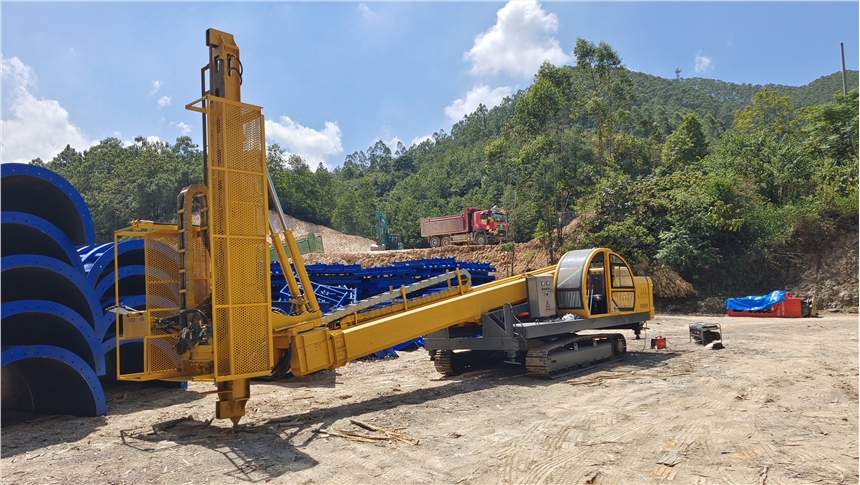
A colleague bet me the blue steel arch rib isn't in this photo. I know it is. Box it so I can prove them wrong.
[1,345,106,417]
[1,211,86,275]
[0,163,95,246]
[100,339,187,388]
[93,265,178,307]
[101,338,144,377]
[84,239,145,286]
[1,255,106,336]
[1,301,106,375]
[93,265,147,306]
[78,243,115,275]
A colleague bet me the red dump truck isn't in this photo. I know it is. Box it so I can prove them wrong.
[420,207,507,247]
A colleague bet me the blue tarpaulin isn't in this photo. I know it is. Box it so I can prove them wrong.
[725,290,788,311]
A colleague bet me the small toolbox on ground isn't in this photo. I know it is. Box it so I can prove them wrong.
[689,322,722,345]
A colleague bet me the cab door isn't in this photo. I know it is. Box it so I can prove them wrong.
[607,252,636,313]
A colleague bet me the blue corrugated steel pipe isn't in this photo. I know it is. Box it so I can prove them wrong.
[1,300,105,375]
[92,265,147,307]
[1,255,107,337]
[1,211,86,275]
[92,265,179,308]
[0,163,95,246]
[1,345,106,417]
[81,239,145,287]
[78,243,115,274]
[100,339,186,388]
[100,338,143,377]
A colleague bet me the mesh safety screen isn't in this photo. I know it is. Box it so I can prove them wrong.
[147,335,182,373]
[206,97,273,379]
[191,230,209,308]
[145,236,180,319]
[115,230,184,380]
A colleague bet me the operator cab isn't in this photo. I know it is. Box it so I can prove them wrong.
[489,206,506,223]
[554,248,638,319]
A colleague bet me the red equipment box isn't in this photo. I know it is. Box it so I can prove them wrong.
[727,292,803,318]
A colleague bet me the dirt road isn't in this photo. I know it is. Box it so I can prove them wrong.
[2,313,857,485]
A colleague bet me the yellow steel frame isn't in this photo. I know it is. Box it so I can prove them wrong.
[115,221,210,381]
[188,94,274,381]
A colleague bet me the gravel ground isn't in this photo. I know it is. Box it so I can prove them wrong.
[2,313,857,485]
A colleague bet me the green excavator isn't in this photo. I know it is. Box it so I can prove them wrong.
[371,209,403,251]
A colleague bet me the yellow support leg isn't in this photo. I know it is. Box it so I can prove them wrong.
[215,378,250,424]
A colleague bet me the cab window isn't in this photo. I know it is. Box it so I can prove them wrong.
[610,254,634,288]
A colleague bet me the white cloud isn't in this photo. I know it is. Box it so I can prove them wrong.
[410,134,433,147]
[445,84,512,124]
[695,51,713,73]
[265,115,343,170]
[174,121,191,136]
[150,80,162,95]
[372,136,404,153]
[1,55,96,163]
[386,136,404,151]
[157,95,171,108]
[358,2,375,20]
[2,56,36,87]
[124,136,164,147]
[465,0,569,78]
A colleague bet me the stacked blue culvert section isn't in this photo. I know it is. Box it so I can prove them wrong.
[0,163,95,246]
[1,163,105,417]
[2,163,501,415]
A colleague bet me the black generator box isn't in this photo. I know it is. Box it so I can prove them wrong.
[689,322,722,345]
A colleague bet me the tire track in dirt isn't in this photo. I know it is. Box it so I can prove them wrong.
[496,417,655,485]
[519,382,678,483]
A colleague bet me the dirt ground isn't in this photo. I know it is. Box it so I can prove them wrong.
[2,313,857,485]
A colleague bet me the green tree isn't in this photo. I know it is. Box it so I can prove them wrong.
[733,87,794,137]
[572,39,634,167]
[39,137,203,241]
[660,112,709,174]
[331,178,376,237]
[510,62,579,262]
[798,87,859,164]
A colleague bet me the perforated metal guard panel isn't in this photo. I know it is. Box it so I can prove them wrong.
[115,228,187,380]
[145,236,181,319]
[190,230,209,308]
[141,235,182,373]
[206,97,274,380]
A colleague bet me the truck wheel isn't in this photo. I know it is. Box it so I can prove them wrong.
[475,233,488,245]
[441,236,451,246]
[430,236,441,248]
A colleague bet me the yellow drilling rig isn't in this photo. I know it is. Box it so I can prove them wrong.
[113,29,654,424]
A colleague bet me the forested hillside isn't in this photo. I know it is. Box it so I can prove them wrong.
[34,39,859,300]
[629,69,859,141]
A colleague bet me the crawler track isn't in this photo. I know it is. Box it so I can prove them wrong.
[433,350,506,376]
[525,333,626,378]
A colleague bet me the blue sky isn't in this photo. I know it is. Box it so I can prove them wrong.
[2,1,858,169]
